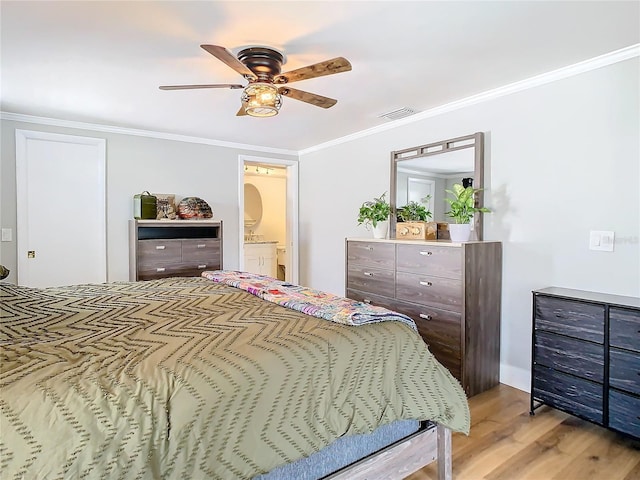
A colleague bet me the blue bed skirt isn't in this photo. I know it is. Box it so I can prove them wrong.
[255,419,421,480]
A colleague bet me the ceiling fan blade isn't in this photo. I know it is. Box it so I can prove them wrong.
[200,44,257,80]
[275,57,352,84]
[159,84,244,90]
[278,87,337,109]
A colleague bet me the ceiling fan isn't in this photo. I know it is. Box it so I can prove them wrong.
[159,45,352,117]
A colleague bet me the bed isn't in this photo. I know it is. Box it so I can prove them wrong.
[0,271,470,479]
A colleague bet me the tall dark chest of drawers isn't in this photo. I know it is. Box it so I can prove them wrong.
[531,287,640,439]
[345,238,502,397]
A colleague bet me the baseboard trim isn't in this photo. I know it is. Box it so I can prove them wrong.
[500,363,531,393]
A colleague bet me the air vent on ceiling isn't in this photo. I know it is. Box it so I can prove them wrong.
[377,107,420,121]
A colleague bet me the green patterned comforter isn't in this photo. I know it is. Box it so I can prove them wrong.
[0,277,469,479]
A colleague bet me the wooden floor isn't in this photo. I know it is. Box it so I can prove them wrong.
[406,384,640,480]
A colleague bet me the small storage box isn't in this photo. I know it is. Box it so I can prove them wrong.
[395,221,437,240]
[133,191,157,220]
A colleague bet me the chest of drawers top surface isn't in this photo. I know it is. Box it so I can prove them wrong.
[534,287,640,309]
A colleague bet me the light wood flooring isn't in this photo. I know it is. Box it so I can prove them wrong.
[406,384,640,480]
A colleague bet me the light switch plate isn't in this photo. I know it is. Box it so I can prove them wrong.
[1,228,11,242]
[589,230,614,252]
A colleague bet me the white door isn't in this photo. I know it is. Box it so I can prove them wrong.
[16,129,107,287]
[408,177,435,215]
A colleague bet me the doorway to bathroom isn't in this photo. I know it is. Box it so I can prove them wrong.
[238,155,298,284]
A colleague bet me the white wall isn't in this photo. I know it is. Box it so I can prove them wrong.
[0,120,296,282]
[298,58,640,392]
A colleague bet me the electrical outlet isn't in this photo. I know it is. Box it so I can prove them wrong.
[589,230,614,252]
[1,228,12,242]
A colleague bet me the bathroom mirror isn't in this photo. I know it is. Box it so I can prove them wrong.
[244,183,263,228]
[390,132,485,240]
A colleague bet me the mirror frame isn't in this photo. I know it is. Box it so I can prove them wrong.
[390,132,485,240]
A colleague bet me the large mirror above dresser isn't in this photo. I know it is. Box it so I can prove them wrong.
[346,132,501,398]
[390,132,485,240]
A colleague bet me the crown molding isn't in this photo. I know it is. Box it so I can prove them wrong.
[299,44,640,156]
[0,111,298,157]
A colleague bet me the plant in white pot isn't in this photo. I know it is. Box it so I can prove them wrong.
[357,192,391,239]
[444,183,491,242]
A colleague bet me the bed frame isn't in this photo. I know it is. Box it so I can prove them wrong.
[327,423,451,480]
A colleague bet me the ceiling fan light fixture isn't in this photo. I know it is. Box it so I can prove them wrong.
[241,82,282,117]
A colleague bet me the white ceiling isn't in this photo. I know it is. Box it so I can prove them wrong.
[1,1,638,152]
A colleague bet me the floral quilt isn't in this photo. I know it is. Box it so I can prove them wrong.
[201,270,417,331]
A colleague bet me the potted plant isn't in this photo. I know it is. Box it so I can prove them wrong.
[444,183,491,241]
[357,192,391,239]
[395,197,436,240]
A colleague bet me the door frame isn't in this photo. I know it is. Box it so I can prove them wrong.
[238,155,299,284]
[15,129,107,286]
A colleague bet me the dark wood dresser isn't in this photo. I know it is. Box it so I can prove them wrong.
[345,238,502,397]
[129,220,223,281]
[531,287,640,439]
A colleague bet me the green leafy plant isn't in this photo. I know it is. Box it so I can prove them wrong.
[445,184,491,224]
[396,196,433,222]
[357,192,391,228]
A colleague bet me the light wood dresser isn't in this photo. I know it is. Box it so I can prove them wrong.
[531,287,640,439]
[345,238,502,397]
[129,220,223,281]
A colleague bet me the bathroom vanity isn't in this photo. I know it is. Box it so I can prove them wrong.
[244,241,277,277]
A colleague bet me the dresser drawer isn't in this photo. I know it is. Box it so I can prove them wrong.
[396,272,462,313]
[535,330,604,382]
[346,288,396,311]
[395,300,462,379]
[534,295,604,343]
[425,342,461,381]
[534,330,603,382]
[347,265,395,297]
[396,244,461,279]
[609,389,640,439]
[182,239,220,262]
[182,260,220,273]
[533,365,603,424]
[347,241,395,268]
[610,348,640,395]
[137,263,189,280]
[610,307,640,353]
[137,239,182,266]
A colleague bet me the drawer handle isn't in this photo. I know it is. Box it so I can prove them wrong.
[198,264,207,269]
[419,314,432,320]
[156,267,166,272]
[155,245,166,250]
[363,272,374,277]
[419,251,433,256]
[197,244,206,248]
[419,281,433,287]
